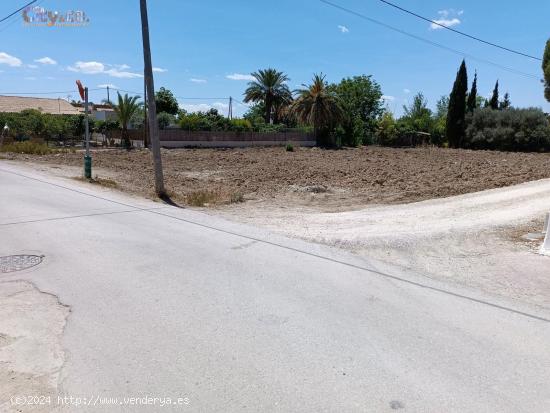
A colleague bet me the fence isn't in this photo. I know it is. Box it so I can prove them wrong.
[108,129,316,148]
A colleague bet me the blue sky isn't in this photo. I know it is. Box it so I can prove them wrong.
[0,0,548,116]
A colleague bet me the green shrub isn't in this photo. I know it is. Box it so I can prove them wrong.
[229,119,253,132]
[464,107,550,151]
[157,112,176,130]
[285,143,294,152]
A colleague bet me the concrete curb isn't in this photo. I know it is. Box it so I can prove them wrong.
[540,232,550,256]
[540,213,550,256]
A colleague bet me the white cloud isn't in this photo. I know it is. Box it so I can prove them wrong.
[105,69,143,78]
[153,67,168,73]
[68,61,105,74]
[27,64,38,69]
[190,78,207,83]
[226,73,255,81]
[337,25,349,33]
[68,61,143,78]
[403,88,411,94]
[35,56,57,65]
[430,9,462,30]
[24,76,37,81]
[179,101,229,114]
[0,52,22,67]
[382,95,395,102]
[97,83,118,89]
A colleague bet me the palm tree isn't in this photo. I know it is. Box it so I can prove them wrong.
[113,92,141,149]
[243,68,290,124]
[291,73,343,145]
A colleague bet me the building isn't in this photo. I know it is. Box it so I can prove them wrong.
[73,102,117,121]
[0,95,81,115]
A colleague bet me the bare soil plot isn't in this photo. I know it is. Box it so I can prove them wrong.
[3,146,550,210]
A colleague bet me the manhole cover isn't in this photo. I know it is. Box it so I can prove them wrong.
[0,255,44,273]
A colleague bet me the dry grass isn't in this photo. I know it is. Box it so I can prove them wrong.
[0,141,54,155]
[186,189,244,207]
[74,176,118,188]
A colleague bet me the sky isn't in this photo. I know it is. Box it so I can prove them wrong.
[0,0,548,117]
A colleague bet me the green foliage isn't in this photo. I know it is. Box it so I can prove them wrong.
[375,112,398,146]
[243,68,291,124]
[285,143,294,152]
[94,119,118,134]
[432,96,449,146]
[155,87,179,115]
[229,118,253,132]
[543,39,550,103]
[0,111,93,140]
[401,93,433,132]
[466,72,478,113]
[243,102,266,127]
[157,112,176,129]
[179,109,252,132]
[113,92,142,148]
[291,73,343,147]
[500,92,511,110]
[130,107,145,129]
[464,107,550,151]
[446,60,468,148]
[328,75,383,146]
[179,108,227,131]
[489,80,499,110]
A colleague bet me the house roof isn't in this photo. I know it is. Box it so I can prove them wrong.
[0,95,81,115]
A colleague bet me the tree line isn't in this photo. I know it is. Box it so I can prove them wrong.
[4,38,550,152]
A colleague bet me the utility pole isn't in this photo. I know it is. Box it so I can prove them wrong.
[77,80,91,179]
[143,76,148,148]
[106,86,110,104]
[228,96,233,120]
[84,87,91,178]
[140,0,165,196]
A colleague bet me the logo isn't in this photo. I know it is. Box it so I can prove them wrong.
[22,6,90,27]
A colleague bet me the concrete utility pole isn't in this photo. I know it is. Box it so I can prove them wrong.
[84,87,92,179]
[140,0,165,196]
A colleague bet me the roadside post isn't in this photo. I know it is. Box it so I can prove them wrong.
[0,124,8,148]
[77,80,92,179]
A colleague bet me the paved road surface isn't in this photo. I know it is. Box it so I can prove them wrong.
[1,163,549,412]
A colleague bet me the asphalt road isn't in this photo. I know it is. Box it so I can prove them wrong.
[1,163,549,412]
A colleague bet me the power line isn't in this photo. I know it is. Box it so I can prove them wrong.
[0,0,38,24]
[376,0,541,61]
[0,90,78,95]
[319,0,541,80]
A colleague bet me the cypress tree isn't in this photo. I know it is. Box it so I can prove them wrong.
[500,92,511,110]
[543,39,550,102]
[489,80,499,110]
[446,60,468,148]
[466,71,478,113]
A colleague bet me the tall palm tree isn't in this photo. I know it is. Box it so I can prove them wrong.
[272,88,293,124]
[243,68,290,124]
[291,73,343,145]
[113,92,141,149]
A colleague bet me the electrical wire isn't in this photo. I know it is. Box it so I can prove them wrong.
[319,0,541,80]
[376,0,541,61]
[0,0,38,24]
[0,0,44,33]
